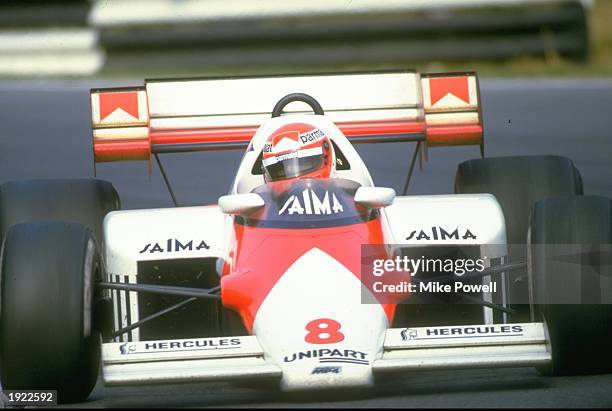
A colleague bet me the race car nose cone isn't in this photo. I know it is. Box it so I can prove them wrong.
[251,247,388,391]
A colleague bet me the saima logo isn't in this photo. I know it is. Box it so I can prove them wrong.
[279,189,344,215]
[139,238,210,254]
[406,226,477,241]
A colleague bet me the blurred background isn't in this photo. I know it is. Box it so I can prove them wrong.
[0,0,609,79]
[1,0,611,210]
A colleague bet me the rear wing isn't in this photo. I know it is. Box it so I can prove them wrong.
[90,71,483,168]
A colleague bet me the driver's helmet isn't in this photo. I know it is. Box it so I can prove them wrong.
[262,122,335,183]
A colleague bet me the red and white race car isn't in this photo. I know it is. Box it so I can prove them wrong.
[1,71,610,403]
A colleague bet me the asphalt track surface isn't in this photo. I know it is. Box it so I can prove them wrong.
[1,78,612,408]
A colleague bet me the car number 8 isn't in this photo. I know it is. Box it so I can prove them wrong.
[305,318,345,344]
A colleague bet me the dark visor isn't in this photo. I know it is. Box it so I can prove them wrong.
[264,156,323,181]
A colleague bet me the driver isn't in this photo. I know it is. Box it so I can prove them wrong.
[262,123,336,183]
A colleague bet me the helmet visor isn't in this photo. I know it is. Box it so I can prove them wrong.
[264,154,323,181]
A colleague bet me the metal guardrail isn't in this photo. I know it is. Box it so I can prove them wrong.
[0,0,592,76]
[0,2,103,76]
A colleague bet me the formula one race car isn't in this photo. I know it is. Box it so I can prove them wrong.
[1,71,611,403]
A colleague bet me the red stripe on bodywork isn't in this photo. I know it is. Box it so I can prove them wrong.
[338,120,425,136]
[151,127,258,145]
[221,218,404,333]
[426,125,483,147]
[149,120,425,146]
[94,120,426,161]
[94,140,150,162]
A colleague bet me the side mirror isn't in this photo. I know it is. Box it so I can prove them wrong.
[354,186,395,208]
[218,193,265,215]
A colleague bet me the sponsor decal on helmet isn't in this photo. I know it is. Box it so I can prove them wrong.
[299,128,325,144]
[275,151,300,163]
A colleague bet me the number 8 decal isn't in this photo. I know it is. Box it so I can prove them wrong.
[305,318,345,344]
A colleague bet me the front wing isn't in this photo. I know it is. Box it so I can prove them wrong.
[375,322,550,372]
[103,335,281,385]
[102,323,551,386]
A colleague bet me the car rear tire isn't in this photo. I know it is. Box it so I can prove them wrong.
[529,195,612,376]
[0,222,101,403]
[455,155,583,320]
